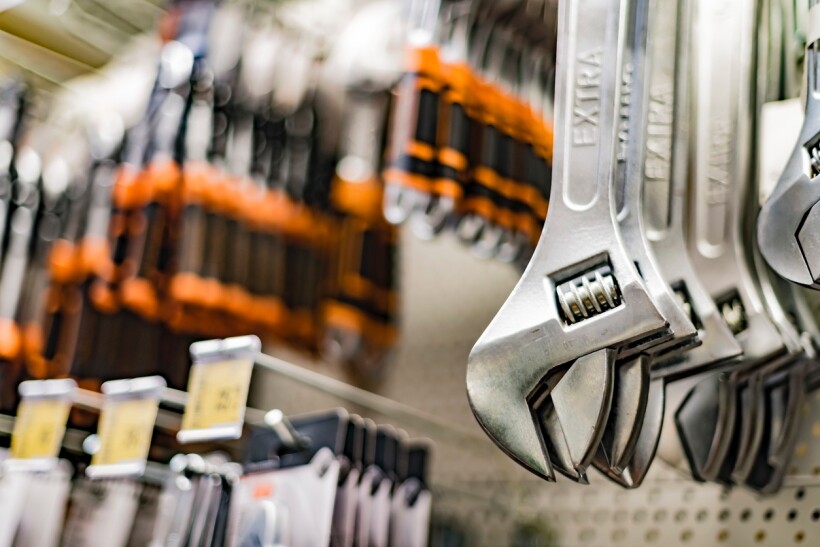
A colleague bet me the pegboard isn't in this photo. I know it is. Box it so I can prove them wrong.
[250,226,820,546]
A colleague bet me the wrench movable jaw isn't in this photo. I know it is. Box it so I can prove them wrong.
[674,373,725,481]
[536,369,599,483]
[590,356,650,477]
[604,356,650,473]
[596,378,664,488]
[727,374,764,484]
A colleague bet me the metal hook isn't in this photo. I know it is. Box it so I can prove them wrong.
[264,409,310,452]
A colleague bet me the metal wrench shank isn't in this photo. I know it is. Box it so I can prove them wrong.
[643,0,742,380]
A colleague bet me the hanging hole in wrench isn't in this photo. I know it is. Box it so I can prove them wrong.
[714,289,748,335]
[551,257,623,326]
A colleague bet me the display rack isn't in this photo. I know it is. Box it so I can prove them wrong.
[250,227,820,546]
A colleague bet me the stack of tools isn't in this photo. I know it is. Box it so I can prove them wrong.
[383,0,557,265]
[0,0,405,397]
[465,0,820,495]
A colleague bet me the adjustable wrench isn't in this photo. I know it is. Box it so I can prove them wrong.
[676,0,793,483]
[467,0,668,482]
[758,1,820,288]
[589,0,694,485]
[641,0,743,380]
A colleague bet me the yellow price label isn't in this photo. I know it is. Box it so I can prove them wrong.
[91,397,159,469]
[10,398,71,460]
[180,358,253,439]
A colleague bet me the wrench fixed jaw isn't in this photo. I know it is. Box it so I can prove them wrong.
[757,169,820,288]
[758,43,820,288]
[466,253,669,481]
[605,356,651,474]
[675,346,791,483]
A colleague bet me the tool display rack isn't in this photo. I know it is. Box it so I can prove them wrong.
[251,227,820,546]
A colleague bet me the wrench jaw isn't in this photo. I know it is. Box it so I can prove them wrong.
[598,356,650,475]
[720,375,761,485]
[466,245,668,482]
[534,368,598,484]
[674,373,726,482]
[757,168,819,288]
[769,362,808,468]
[743,365,806,494]
[596,378,665,489]
[758,45,820,288]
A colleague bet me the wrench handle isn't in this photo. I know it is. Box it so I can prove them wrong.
[551,0,627,215]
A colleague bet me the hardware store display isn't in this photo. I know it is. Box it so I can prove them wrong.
[1,0,820,545]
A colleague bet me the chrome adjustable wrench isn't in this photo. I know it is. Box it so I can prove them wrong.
[593,0,700,486]
[758,1,820,288]
[467,0,668,482]
[676,0,794,483]
[641,0,743,380]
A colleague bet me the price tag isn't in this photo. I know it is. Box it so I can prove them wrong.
[6,379,76,471]
[178,335,260,443]
[86,376,165,479]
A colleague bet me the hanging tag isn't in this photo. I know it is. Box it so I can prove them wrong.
[86,375,166,479]
[177,335,261,444]
[5,378,76,471]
